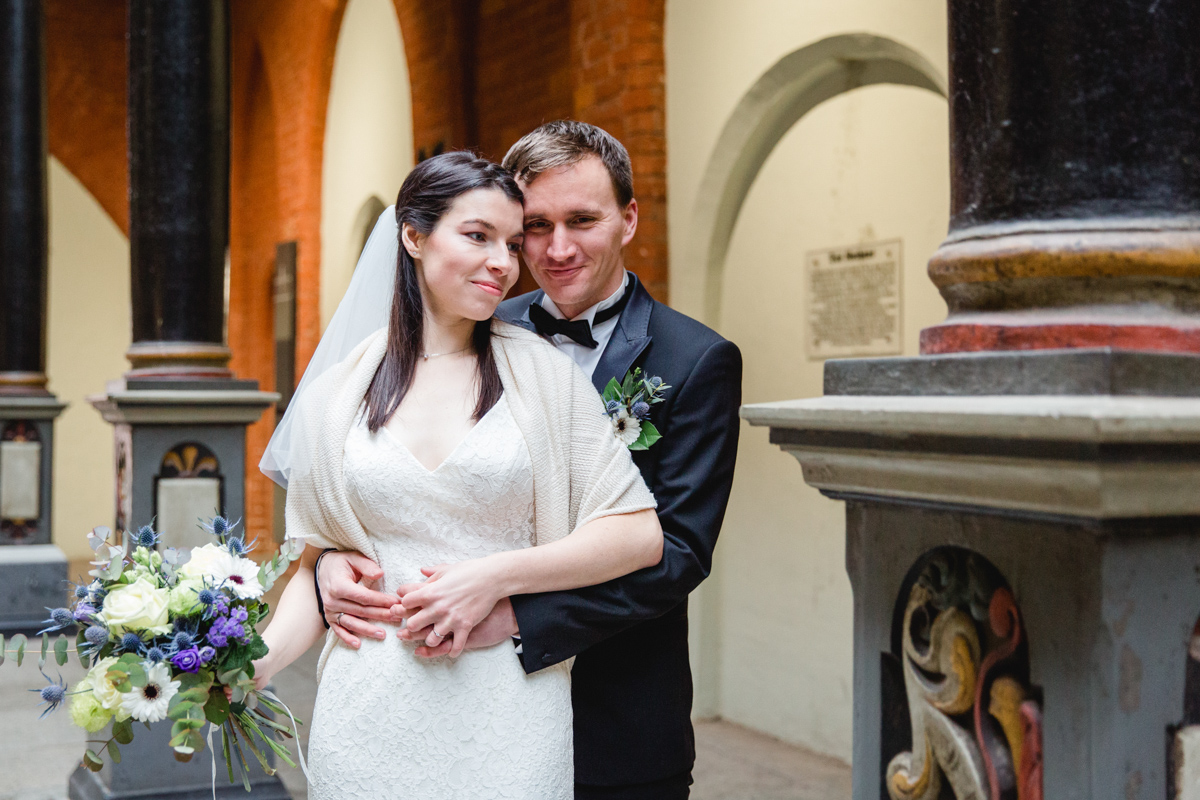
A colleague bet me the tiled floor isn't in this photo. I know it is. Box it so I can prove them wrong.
[1,638,850,800]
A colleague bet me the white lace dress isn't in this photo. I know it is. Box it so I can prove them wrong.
[306,396,573,799]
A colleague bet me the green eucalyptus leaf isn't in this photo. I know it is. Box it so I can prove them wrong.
[39,633,49,669]
[205,686,230,725]
[75,630,89,668]
[602,377,621,403]
[112,717,134,745]
[54,636,69,667]
[83,749,104,772]
[12,634,27,666]
[106,740,121,764]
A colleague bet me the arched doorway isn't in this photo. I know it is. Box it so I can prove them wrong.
[688,34,946,327]
[320,0,414,332]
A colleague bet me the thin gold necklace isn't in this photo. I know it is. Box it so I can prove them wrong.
[421,345,471,361]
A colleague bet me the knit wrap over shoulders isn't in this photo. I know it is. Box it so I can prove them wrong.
[283,320,657,677]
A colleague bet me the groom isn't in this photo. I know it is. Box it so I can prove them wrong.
[317,121,742,799]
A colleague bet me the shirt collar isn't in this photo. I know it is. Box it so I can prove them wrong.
[539,272,630,326]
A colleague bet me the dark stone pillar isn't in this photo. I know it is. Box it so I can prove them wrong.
[126,0,232,378]
[0,0,67,635]
[0,0,49,393]
[921,0,1200,356]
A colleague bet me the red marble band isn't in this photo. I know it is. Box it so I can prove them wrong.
[920,322,1200,355]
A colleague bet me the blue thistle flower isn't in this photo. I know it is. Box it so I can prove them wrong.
[648,376,663,389]
[144,646,166,664]
[201,516,241,541]
[134,524,160,549]
[631,401,651,420]
[119,632,143,653]
[84,625,109,648]
[605,400,622,415]
[225,536,249,557]
[31,671,68,718]
[172,631,195,652]
[37,607,74,635]
[74,585,90,600]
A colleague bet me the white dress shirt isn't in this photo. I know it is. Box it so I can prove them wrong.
[536,272,630,378]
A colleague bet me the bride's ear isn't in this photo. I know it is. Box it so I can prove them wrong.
[400,222,423,260]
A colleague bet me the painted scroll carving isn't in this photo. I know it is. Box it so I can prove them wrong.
[886,549,1043,800]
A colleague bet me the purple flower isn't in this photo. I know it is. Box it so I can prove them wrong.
[171,647,203,674]
[205,615,247,649]
[198,646,216,664]
[73,603,95,623]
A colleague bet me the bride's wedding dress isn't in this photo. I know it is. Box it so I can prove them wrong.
[307,395,573,799]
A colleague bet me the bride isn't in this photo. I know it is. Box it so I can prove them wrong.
[253,152,661,798]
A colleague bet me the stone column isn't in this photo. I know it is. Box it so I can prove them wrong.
[78,2,283,797]
[0,0,67,634]
[125,0,232,379]
[745,2,1200,799]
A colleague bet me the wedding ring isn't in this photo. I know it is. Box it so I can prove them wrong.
[432,629,449,641]
[336,612,345,626]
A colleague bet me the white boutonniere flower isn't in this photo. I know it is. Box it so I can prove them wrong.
[602,368,670,450]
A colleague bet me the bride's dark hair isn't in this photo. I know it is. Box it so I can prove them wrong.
[363,151,523,433]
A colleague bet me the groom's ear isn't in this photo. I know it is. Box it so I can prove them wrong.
[620,199,638,247]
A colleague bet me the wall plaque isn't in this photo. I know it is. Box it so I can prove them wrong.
[805,239,902,360]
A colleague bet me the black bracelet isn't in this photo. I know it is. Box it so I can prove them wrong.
[314,548,338,629]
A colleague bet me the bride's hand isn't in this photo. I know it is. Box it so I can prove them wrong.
[397,560,505,657]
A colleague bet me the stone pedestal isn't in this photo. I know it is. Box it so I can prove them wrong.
[0,395,66,634]
[80,381,280,799]
[744,395,1200,799]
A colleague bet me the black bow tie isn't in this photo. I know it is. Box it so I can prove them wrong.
[528,287,630,348]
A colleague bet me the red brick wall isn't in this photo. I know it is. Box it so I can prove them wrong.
[571,0,668,302]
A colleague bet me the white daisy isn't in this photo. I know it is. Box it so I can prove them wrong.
[119,662,179,723]
[611,409,642,446]
[209,552,264,600]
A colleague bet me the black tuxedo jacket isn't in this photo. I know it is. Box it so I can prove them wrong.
[496,273,742,786]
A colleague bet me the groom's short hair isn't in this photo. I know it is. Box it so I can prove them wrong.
[502,121,634,207]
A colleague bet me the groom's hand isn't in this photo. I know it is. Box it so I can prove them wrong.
[399,596,520,658]
[320,551,402,648]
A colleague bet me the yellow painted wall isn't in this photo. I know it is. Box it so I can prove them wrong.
[320,0,413,332]
[666,0,949,761]
[46,156,131,563]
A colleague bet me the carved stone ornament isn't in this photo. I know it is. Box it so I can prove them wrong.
[886,549,1043,800]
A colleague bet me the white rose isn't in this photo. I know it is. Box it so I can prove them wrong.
[87,657,132,721]
[100,578,171,636]
[177,543,226,580]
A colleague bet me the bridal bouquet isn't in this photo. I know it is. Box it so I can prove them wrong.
[0,517,304,789]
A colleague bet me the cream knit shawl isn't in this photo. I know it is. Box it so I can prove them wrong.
[284,321,657,676]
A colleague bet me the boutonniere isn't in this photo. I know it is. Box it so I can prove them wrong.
[602,368,670,450]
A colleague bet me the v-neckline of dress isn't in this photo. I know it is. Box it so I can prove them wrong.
[378,394,506,475]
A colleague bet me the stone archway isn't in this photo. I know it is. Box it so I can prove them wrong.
[687,34,947,326]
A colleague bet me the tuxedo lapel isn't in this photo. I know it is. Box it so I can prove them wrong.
[591,274,653,393]
[496,288,542,333]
